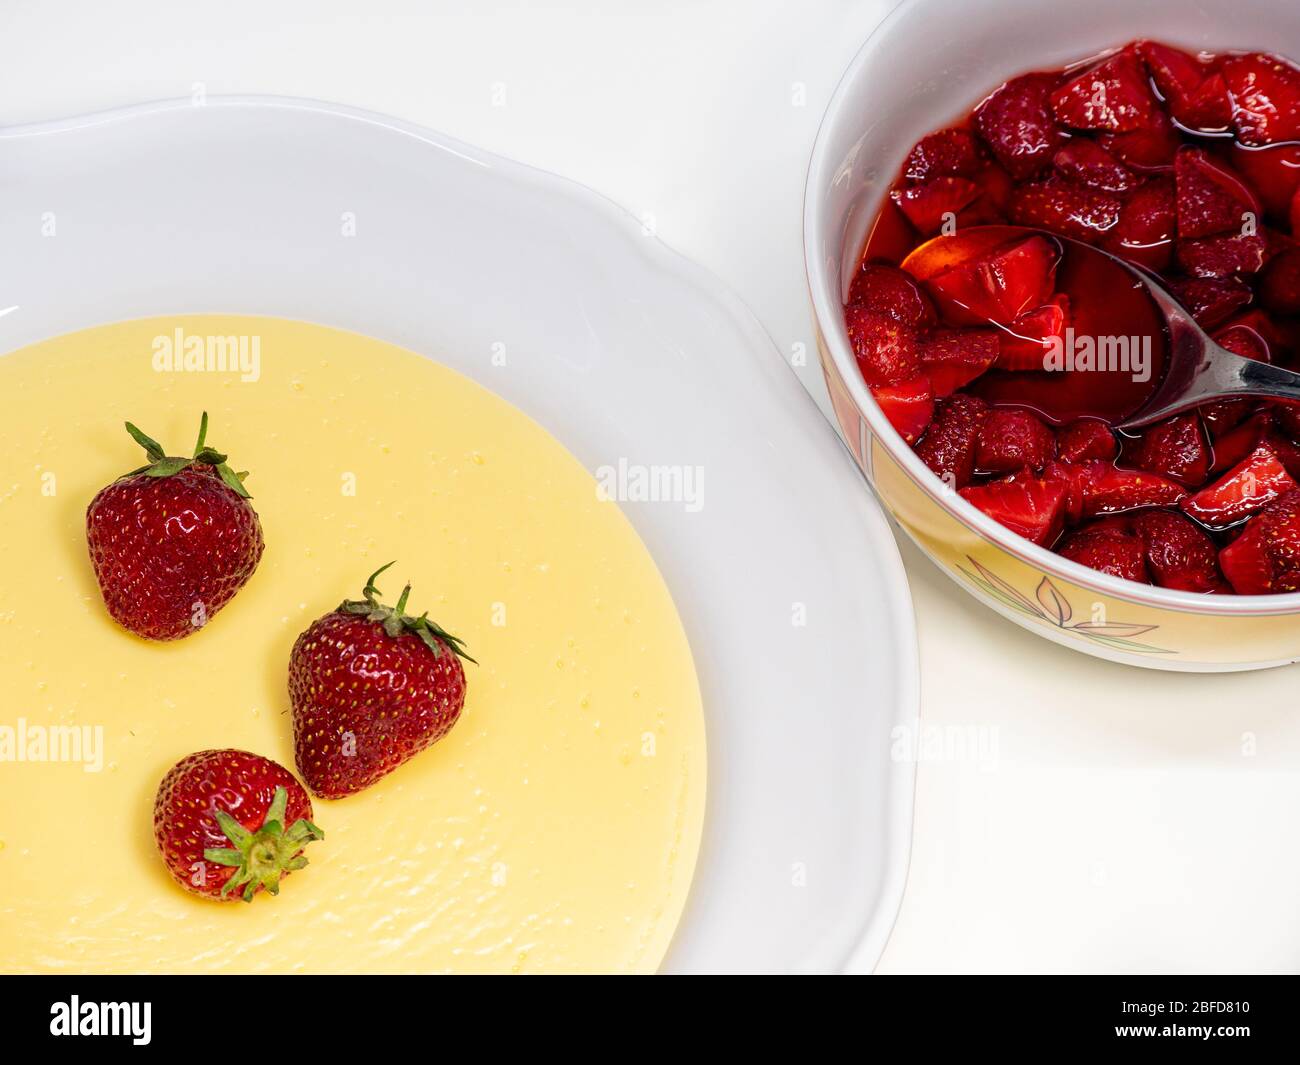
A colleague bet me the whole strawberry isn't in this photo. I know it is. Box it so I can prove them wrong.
[153,749,323,902]
[290,563,473,799]
[86,413,264,640]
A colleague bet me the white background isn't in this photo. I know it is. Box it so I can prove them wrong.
[4,0,1299,973]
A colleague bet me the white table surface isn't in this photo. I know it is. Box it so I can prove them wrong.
[5,0,1298,974]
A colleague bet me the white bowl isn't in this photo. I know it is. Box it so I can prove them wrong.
[805,0,1300,672]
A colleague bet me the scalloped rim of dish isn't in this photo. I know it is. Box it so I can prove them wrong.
[804,0,1300,618]
[1,94,921,973]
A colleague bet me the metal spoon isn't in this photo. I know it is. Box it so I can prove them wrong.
[1003,226,1300,430]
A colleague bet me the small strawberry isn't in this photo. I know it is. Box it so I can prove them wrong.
[1008,179,1123,244]
[290,563,474,799]
[890,177,982,234]
[846,262,937,327]
[1050,46,1160,133]
[1180,444,1297,527]
[1057,519,1151,583]
[904,128,986,182]
[959,469,1068,546]
[153,749,322,902]
[974,408,1056,474]
[845,306,921,386]
[1057,419,1118,464]
[1106,176,1176,272]
[916,393,988,488]
[974,72,1065,179]
[871,375,934,444]
[919,328,999,396]
[86,413,264,640]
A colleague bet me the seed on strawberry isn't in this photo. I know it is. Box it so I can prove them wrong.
[153,749,322,902]
[85,413,265,640]
[290,563,474,800]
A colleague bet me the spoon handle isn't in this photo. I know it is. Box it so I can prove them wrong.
[1230,355,1300,405]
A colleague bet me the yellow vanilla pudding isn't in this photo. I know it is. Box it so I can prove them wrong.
[0,316,706,974]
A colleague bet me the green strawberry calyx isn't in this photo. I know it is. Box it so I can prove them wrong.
[122,411,252,499]
[338,561,477,664]
[202,786,324,903]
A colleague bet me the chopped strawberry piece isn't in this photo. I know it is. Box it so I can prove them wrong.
[1207,413,1268,472]
[1259,247,1300,315]
[1098,109,1181,170]
[846,263,938,327]
[1274,402,1300,442]
[1263,428,1300,481]
[1051,47,1160,132]
[974,72,1065,179]
[1127,413,1210,487]
[1052,139,1135,191]
[996,296,1070,370]
[1175,232,1268,278]
[1051,460,1188,519]
[916,393,988,488]
[1008,179,1123,243]
[1058,419,1117,463]
[905,128,986,182]
[1174,147,1261,238]
[1138,41,1233,132]
[919,328,1000,396]
[921,234,1059,326]
[959,469,1068,546]
[1130,510,1227,592]
[1168,276,1254,329]
[1057,520,1151,582]
[1222,53,1300,147]
[1180,444,1297,527]
[1218,488,1300,593]
[1106,176,1176,272]
[975,408,1057,474]
[891,177,982,235]
[1213,309,1284,363]
[846,306,921,386]
[871,376,934,444]
[1230,142,1300,219]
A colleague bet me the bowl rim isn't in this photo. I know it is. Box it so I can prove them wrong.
[803,0,1300,618]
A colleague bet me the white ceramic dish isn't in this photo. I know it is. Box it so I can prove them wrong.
[805,0,1300,671]
[0,97,917,972]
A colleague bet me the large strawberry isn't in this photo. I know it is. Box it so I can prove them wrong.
[153,749,323,902]
[289,563,474,799]
[86,413,264,640]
